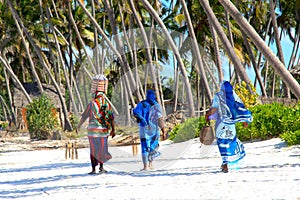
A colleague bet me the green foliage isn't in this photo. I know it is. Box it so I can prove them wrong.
[236,102,300,143]
[169,117,200,143]
[234,81,259,108]
[196,116,209,138]
[168,102,300,146]
[69,113,79,130]
[280,130,300,146]
[0,121,8,130]
[26,95,59,140]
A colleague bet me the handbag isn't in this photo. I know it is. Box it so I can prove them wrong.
[199,122,215,145]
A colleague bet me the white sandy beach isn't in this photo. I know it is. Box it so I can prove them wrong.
[0,137,299,200]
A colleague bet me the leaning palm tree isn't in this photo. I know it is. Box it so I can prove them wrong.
[140,0,196,116]
[179,0,212,103]
[218,0,300,99]
[7,0,73,130]
[199,0,252,89]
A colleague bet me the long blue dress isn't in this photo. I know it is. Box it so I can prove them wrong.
[210,81,252,165]
[133,90,163,165]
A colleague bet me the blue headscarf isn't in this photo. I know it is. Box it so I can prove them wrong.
[133,90,159,126]
[146,90,157,105]
[217,81,252,124]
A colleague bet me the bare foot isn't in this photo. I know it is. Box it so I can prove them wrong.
[148,162,154,170]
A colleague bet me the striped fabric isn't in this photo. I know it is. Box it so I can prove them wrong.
[89,137,112,165]
[80,94,113,137]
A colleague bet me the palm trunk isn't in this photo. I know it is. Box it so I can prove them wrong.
[208,20,223,82]
[141,0,195,116]
[76,0,136,107]
[199,0,252,88]
[218,0,300,99]
[0,55,32,104]
[128,0,161,105]
[7,0,73,130]
[45,5,78,116]
[180,0,212,103]
[242,33,267,96]
[2,60,17,124]
[269,0,290,98]
[67,3,97,75]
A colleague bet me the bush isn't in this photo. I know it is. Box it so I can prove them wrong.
[169,117,200,143]
[280,130,300,146]
[26,94,59,140]
[234,81,259,108]
[236,102,300,142]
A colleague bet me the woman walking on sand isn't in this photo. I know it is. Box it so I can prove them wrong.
[77,74,115,174]
[133,90,166,171]
[205,81,252,173]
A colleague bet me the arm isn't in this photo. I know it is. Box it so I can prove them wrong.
[110,119,115,138]
[158,117,167,140]
[77,103,91,131]
[205,107,217,122]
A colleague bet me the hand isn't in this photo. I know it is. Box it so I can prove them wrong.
[110,130,116,138]
[205,114,210,122]
[243,122,248,128]
[161,128,168,140]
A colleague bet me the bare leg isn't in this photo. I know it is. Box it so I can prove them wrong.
[148,161,153,170]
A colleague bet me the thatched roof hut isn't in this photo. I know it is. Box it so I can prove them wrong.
[13,83,65,109]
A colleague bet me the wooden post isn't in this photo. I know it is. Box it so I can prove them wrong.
[65,143,68,159]
[68,141,71,158]
[65,141,79,160]
[71,142,74,159]
[132,141,138,156]
[75,141,78,159]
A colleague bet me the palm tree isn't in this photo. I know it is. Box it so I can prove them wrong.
[179,0,212,103]
[140,0,196,116]
[218,0,300,99]
[199,0,252,89]
[7,0,73,130]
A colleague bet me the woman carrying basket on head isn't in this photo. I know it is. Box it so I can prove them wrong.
[77,74,115,174]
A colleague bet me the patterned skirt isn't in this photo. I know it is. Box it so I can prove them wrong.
[88,136,112,166]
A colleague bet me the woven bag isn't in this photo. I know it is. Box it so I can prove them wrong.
[199,124,215,145]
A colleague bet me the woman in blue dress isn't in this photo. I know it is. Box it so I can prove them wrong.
[205,81,252,173]
[133,90,166,170]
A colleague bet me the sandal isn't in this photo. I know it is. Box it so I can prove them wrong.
[99,168,108,174]
[88,170,96,175]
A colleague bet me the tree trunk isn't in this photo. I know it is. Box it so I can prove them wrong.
[141,0,195,116]
[128,0,160,105]
[76,0,136,107]
[1,60,16,125]
[67,3,97,75]
[45,5,78,116]
[269,0,290,98]
[200,0,251,89]
[218,0,300,99]
[180,0,212,103]
[242,33,267,96]
[0,56,32,104]
[208,19,223,82]
[7,0,73,130]
[14,15,43,94]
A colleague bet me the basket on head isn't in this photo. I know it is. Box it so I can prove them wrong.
[90,74,108,94]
